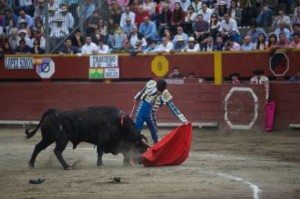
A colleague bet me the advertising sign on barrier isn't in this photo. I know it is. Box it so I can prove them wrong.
[4,57,34,69]
[89,55,119,79]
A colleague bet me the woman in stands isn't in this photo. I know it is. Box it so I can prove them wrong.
[209,13,220,40]
[170,2,185,35]
[266,33,278,51]
[255,33,268,50]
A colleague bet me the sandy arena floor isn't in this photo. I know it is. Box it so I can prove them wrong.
[0,127,299,199]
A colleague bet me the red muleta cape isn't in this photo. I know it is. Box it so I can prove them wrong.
[142,123,192,167]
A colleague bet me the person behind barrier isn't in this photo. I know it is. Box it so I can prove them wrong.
[250,69,269,103]
[134,79,188,144]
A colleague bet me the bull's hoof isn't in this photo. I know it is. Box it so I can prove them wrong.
[28,163,35,169]
[64,165,73,170]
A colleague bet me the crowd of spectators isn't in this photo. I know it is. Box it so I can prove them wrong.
[0,0,300,55]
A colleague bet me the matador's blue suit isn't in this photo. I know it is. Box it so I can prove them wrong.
[134,80,187,144]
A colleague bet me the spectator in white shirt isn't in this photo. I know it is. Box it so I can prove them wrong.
[272,9,291,29]
[95,39,110,54]
[120,6,136,28]
[57,5,75,32]
[81,36,98,54]
[218,13,240,42]
[155,37,174,53]
[184,36,200,52]
[198,4,213,22]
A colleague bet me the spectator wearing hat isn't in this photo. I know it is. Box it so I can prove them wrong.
[17,30,32,48]
[59,38,80,54]
[215,0,228,19]
[193,14,209,43]
[288,31,300,49]
[17,9,34,29]
[218,13,240,43]
[230,72,241,84]
[14,39,31,54]
[154,36,174,53]
[184,36,200,52]
[18,18,32,38]
[49,18,69,52]
[139,16,158,41]
[171,35,186,52]
[57,5,74,33]
[250,69,269,102]
[45,6,59,30]
[120,6,136,28]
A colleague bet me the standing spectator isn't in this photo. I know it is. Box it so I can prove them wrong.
[120,6,136,28]
[86,10,101,36]
[71,29,84,49]
[198,3,213,22]
[215,1,228,19]
[30,41,45,54]
[81,35,98,54]
[139,16,158,41]
[184,36,200,52]
[157,2,172,37]
[250,69,269,103]
[193,14,209,42]
[228,0,242,26]
[14,39,31,54]
[170,2,185,34]
[183,6,197,36]
[274,20,291,40]
[241,35,255,50]
[218,13,240,42]
[254,33,268,50]
[59,38,80,54]
[272,9,291,29]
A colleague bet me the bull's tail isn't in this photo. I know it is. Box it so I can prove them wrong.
[25,109,57,139]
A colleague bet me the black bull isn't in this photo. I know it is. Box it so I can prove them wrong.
[25,106,150,170]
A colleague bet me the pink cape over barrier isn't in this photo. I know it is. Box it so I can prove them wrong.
[142,123,192,167]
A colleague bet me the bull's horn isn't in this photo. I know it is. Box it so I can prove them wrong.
[142,139,152,148]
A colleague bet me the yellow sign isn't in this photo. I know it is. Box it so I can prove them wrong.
[151,56,169,77]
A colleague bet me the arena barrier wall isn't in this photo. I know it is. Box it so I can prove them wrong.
[0,81,299,131]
